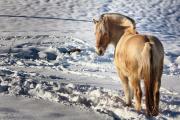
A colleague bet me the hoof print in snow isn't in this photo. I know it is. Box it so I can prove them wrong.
[0,85,8,92]
[14,47,39,60]
[49,75,62,80]
[67,48,81,54]
[58,48,69,53]
[58,48,81,54]
[46,52,57,60]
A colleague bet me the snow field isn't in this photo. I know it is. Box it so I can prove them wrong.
[0,67,179,119]
[0,0,179,119]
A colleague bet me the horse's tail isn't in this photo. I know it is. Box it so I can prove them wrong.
[141,42,155,116]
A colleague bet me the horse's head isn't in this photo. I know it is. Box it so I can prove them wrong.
[93,16,110,56]
[93,13,136,56]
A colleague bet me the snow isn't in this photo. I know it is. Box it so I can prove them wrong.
[0,95,109,120]
[0,68,179,119]
[0,0,180,119]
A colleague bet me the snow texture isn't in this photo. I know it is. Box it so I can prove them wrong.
[0,68,179,119]
[0,0,180,119]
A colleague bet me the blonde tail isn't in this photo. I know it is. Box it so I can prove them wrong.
[141,42,155,116]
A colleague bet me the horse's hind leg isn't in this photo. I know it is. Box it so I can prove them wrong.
[129,77,142,112]
[152,64,163,116]
[117,69,132,106]
[152,79,160,116]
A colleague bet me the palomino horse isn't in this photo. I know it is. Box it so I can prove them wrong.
[93,13,164,116]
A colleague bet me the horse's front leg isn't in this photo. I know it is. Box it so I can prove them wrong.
[129,76,142,112]
[117,68,132,106]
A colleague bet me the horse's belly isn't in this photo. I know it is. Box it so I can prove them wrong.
[114,58,131,77]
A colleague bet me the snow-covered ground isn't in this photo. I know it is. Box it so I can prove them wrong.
[0,0,179,119]
[0,94,110,120]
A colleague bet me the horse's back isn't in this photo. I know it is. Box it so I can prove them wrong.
[121,34,164,63]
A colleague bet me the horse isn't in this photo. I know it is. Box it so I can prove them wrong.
[93,13,164,116]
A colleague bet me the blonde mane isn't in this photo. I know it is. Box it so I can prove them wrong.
[100,13,136,30]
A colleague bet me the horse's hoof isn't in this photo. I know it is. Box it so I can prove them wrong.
[135,105,141,112]
[151,109,159,116]
[136,108,141,113]
[145,110,152,117]
[125,103,132,107]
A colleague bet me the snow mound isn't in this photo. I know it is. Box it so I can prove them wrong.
[0,68,179,120]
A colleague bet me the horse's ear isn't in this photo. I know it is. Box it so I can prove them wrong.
[93,19,98,24]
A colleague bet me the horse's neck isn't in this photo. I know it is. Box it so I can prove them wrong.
[121,28,136,41]
[109,24,125,47]
[113,28,136,59]
[110,26,137,48]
